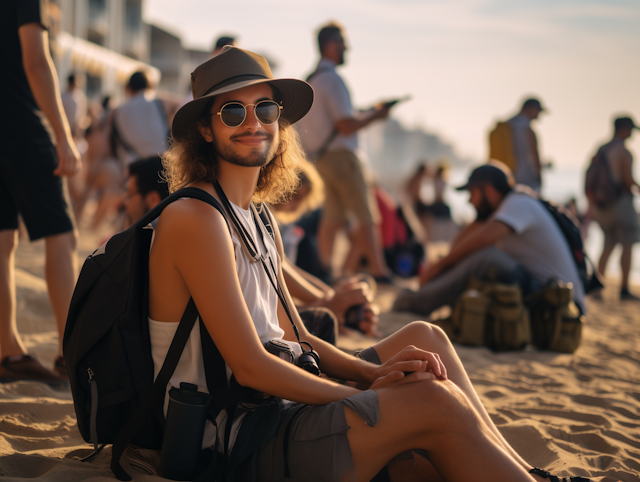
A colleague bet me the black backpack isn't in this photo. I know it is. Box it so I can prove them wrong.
[63,187,279,481]
[539,198,603,295]
[584,146,622,208]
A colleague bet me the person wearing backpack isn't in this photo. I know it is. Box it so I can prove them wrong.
[489,98,546,191]
[136,47,578,481]
[393,162,587,317]
[588,116,640,301]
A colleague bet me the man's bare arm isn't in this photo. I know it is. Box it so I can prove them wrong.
[335,105,390,136]
[420,220,513,285]
[19,23,80,177]
[283,257,330,304]
[619,151,638,191]
[450,221,486,250]
[527,127,541,177]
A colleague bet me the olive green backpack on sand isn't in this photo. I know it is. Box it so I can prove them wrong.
[432,278,583,353]
[525,279,583,354]
[433,279,531,352]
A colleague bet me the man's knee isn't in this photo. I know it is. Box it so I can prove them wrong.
[404,320,452,347]
[391,380,477,434]
[466,247,527,284]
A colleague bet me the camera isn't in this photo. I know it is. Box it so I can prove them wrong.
[297,342,320,376]
[264,339,321,376]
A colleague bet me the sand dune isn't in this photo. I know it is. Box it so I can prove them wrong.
[1,236,639,481]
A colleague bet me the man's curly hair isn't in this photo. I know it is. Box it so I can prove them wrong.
[162,100,303,205]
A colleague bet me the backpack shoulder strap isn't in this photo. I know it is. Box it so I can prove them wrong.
[137,187,229,232]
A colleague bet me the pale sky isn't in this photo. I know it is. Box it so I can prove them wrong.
[144,0,640,170]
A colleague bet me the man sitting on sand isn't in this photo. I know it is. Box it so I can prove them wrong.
[149,46,587,481]
[123,156,170,227]
[394,162,586,316]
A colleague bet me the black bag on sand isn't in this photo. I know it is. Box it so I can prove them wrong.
[537,197,603,295]
[64,187,278,482]
[525,279,583,354]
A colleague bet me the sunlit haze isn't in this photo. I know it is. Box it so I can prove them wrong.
[144,0,639,172]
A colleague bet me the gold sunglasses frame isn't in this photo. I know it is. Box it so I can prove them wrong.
[216,100,283,127]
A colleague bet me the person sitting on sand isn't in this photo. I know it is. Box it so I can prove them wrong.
[123,156,170,227]
[148,46,590,481]
[393,161,586,317]
[271,159,381,337]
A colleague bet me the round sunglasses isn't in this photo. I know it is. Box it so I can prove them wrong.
[216,100,282,128]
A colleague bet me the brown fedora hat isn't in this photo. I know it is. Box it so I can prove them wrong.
[172,46,314,139]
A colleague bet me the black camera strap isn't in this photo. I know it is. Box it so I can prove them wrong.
[212,180,308,353]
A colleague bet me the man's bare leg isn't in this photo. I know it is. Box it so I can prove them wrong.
[353,222,389,278]
[0,230,27,358]
[345,379,536,482]
[44,230,77,357]
[371,321,535,471]
[620,243,632,291]
[598,240,615,277]
[318,218,344,276]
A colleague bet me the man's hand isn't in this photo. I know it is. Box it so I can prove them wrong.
[371,104,391,121]
[369,370,436,391]
[419,261,443,286]
[53,137,82,177]
[373,345,447,381]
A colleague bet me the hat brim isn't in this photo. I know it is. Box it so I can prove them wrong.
[456,182,475,191]
[171,78,314,139]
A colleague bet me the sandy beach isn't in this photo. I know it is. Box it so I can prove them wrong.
[1,229,639,482]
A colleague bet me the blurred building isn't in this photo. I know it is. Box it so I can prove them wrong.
[149,24,209,97]
[50,0,159,99]
[362,118,468,190]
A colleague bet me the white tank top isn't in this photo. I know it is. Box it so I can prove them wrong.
[148,198,300,450]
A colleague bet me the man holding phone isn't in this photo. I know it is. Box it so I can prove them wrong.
[297,22,394,281]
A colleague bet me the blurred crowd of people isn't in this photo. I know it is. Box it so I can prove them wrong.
[1,0,638,388]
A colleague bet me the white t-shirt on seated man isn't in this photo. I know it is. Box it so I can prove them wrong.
[492,189,586,313]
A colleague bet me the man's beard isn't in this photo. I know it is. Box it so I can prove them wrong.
[475,193,495,221]
[214,131,279,168]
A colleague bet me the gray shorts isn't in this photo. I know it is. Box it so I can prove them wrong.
[593,193,640,246]
[252,348,382,482]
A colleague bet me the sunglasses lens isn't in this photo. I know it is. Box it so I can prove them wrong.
[220,103,246,127]
[255,101,281,125]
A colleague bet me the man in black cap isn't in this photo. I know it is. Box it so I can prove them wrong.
[393,161,586,316]
[589,116,640,300]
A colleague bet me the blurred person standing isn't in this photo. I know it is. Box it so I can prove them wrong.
[111,71,169,167]
[0,0,80,384]
[508,98,545,191]
[490,98,546,191]
[61,73,88,140]
[212,35,236,57]
[588,116,640,300]
[296,22,392,282]
[61,72,89,221]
